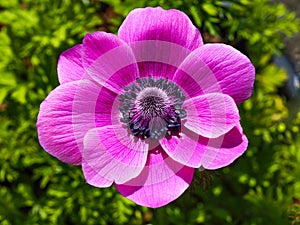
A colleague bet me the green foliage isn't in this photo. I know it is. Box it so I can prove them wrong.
[0,0,299,224]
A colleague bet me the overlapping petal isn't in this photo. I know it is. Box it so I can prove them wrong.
[201,123,248,169]
[71,79,119,145]
[82,125,149,185]
[82,31,139,94]
[160,124,247,169]
[173,43,255,104]
[37,81,82,165]
[195,44,255,104]
[160,127,205,168]
[57,44,86,84]
[183,93,240,138]
[37,79,119,165]
[115,146,194,208]
[119,7,201,80]
[118,7,203,50]
[81,159,113,188]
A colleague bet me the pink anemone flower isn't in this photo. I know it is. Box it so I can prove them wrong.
[37,7,255,208]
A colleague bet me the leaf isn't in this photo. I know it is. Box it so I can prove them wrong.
[11,85,27,104]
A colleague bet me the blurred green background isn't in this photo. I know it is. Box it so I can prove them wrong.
[0,0,300,224]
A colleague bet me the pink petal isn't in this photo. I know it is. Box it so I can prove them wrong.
[82,31,139,93]
[172,56,215,98]
[160,127,206,168]
[57,44,86,84]
[173,44,255,104]
[94,85,120,127]
[195,44,255,104]
[37,78,120,165]
[160,124,248,170]
[37,81,82,165]
[118,7,202,80]
[115,146,194,208]
[71,79,120,130]
[71,79,121,159]
[82,125,149,185]
[130,42,189,80]
[81,159,113,188]
[118,7,203,50]
[183,93,240,138]
[201,123,248,169]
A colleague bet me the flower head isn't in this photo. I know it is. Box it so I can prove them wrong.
[37,7,255,208]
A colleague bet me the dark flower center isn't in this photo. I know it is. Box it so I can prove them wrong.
[119,76,186,140]
[138,95,166,117]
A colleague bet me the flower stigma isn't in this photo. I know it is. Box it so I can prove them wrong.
[119,76,187,140]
